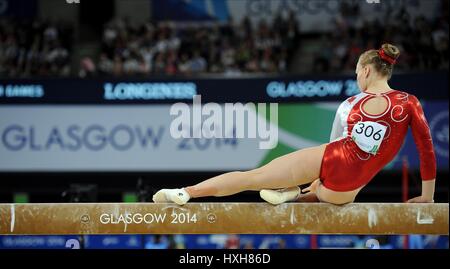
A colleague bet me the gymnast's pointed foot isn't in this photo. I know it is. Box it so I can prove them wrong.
[152,188,191,205]
[259,186,300,205]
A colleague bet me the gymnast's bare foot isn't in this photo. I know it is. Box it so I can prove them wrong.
[152,188,191,205]
[259,186,300,205]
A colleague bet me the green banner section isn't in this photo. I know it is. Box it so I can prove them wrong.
[259,103,337,165]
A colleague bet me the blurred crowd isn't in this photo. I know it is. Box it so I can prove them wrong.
[0,18,73,78]
[90,13,300,77]
[313,2,449,73]
[1,1,448,78]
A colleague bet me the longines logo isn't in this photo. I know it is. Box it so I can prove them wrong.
[66,0,80,4]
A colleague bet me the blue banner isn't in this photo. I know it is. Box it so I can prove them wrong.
[152,0,230,22]
[0,235,80,249]
[84,235,143,249]
[0,235,447,249]
[182,234,311,249]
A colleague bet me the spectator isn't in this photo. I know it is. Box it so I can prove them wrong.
[79,57,96,78]
[0,18,73,78]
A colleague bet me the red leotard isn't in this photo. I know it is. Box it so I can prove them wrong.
[320,90,436,191]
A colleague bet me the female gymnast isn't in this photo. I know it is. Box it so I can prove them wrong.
[153,43,436,205]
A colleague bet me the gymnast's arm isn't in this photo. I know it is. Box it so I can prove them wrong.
[407,95,436,203]
[329,102,345,142]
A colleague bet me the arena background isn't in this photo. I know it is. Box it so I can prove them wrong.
[0,0,448,249]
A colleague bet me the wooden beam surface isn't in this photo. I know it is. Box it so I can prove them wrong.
[0,203,448,235]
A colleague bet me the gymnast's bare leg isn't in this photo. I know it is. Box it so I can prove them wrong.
[153,144,327,205]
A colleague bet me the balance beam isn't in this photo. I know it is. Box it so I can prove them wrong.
[0,203,448,235]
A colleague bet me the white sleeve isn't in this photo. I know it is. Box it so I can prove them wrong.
[329,102,345,142]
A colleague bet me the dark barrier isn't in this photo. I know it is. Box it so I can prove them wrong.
[1,72,448,104]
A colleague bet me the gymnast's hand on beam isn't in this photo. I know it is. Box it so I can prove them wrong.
[407,196,434,203]
[407,179,435,203]
[302,178,320,194]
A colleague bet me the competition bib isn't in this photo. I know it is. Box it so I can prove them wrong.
[351,121,387,155]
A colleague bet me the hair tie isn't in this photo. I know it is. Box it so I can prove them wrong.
[378,49,396,65]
